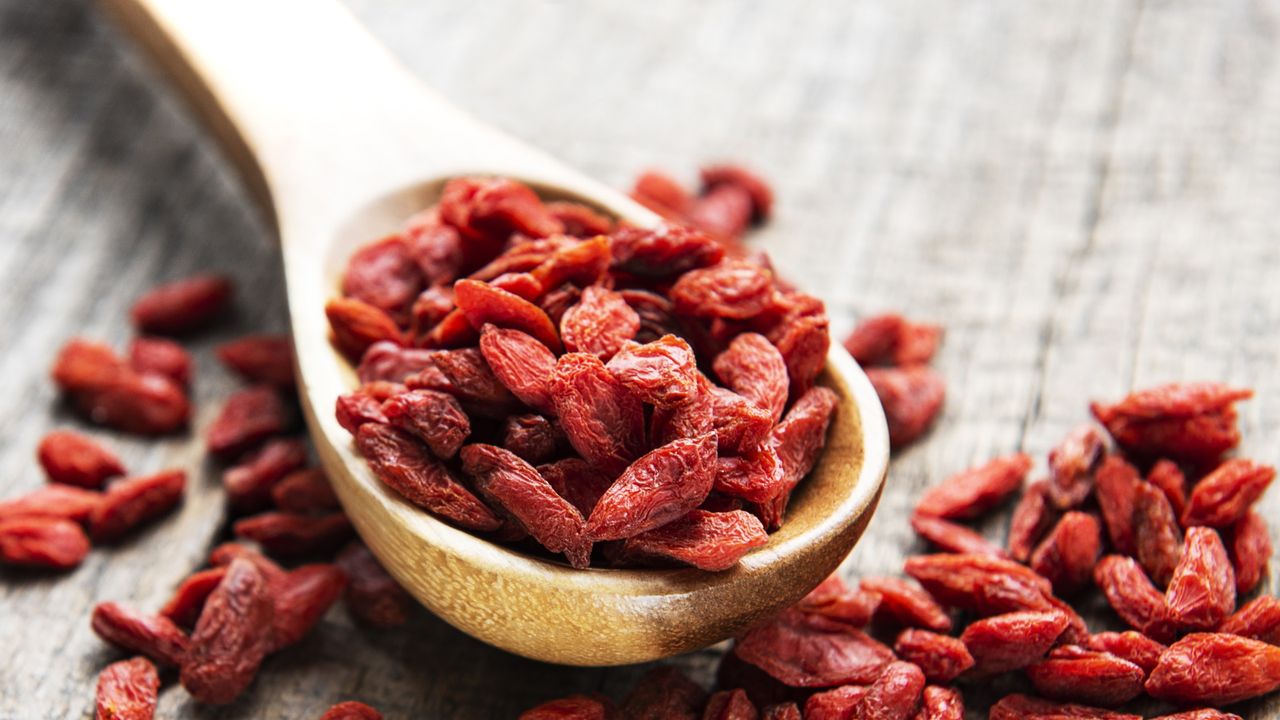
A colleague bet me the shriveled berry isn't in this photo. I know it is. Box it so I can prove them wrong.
[51,340,190,435]
[478,324,557,414]
[91,601,189,667]
[1150,712,1243,720]
[1091,382,1252,464]
[320,701,384,720]
[1030,511,1102,594]
[1182,458,1275,528]
[1007,480,1057,562]
[95,656,159,720]
[714,450,787,505]
[233,511,353,557]
[0,516,90,569]
[903,553,1053,618]
[546,202,613,237]
[701,689,757,720]
[842,313,942,368]
[864,366,944,449]
[1145,632,1280,705]
[771,313,831,397]
[1147,459,1188,518]
[1087,631,1167,674]
[587,434,716,541]
[216,334,295,387]
[961,609,1069,674]
[803,685,867,720]
[88,469,185,543]
[355,423,499,531]
[708,386,773,456]
[1229,510,1271,594]
[1133,480,1184,588]
[335,390,390,434]
[462,444,591,568]
[761,703,801,720]
[622,509,767,571]
[341,234,423,323]
[609,223,723,278]
[989,694,1139,720]
[208,543,286,584]
[1047,424,1106,509]
[336,541,412,628]
[223,438,308,510]
[454,279,562,353]
[356,342,438,384]
[1095,455,1140,555]
[130,273,233,334]
[181,558,274,704]
[412,347,519,419]
[606,335,700,408]
[1165,526,1235,631]
[893,629,973,683]
[762,386,838,527]
[560,285,640,360]
[405,220,463,286]
[519,695,611,720]
[501,414,564,464]
[128,337,193,387]
[551,352,646,476]
[618,667,705,720]
[1219,595,1280,645]
[670,260,774,320]
[1027,648,1146,706]
[381,389,471,459]
[796,574,880,627]
[860,576,952,632]
[538,458,614,518]
[206,386,290,459]
[913,686,962,720]
[0,484,102,523]
[1094,555,1177,642]
[689,183,754,239]
[160,567,228,628]
[909,513,1008,558]
[858,660,924,720]
[629,174,694,222]
[270,468,339,514]
[734,607,895,687]
[36,430,125,489]
[268,563,347,651]
[714,332,789,423]
[326,297,405,360]
[915,453,1031,520]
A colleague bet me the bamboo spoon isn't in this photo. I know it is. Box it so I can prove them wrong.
[100,0,890,665]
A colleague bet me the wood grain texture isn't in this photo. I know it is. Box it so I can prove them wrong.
[1,0,1277,717]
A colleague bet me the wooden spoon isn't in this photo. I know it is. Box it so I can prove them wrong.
[101,0,890,665]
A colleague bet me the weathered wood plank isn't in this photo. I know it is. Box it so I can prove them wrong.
[1,0,1277,717]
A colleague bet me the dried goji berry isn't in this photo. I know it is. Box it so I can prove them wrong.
[216,334,295,387]
[0,484,101,523]
[734,607,895,687]
[538,458,614,518]
[689,182,754,240]
[1007,480,1057,562]
[910,513,1008,558]
[1027,647,1146,706]
[858,660,925,720]
[405,220,463,286]
[761,703,802,720]
[128,337,193,387]
[551,352,646,475]
[796,574,880,627]
[410,347,520,419]
[410,287,455,341]
[546,201,613,238]
[1030,511,1102,594]
[530,235,612,290]
[714,450,787,505]
[1093,555,1177,642]
[478,324,557,414]
[621,509,767,570]
[1147,459,1188,518]
[700,689,756,720]
[1182,458,1275,528]
[1086,631,1167,674]
[1145,632,1280,705]
[91,601,189,667]
[1219,595,1280,645]
[51,340,190,435]
[207,542,287,584]
[320,701,384,720]
[803,685,867,720]
[961,610,1069,674]
[893,629,974,683]
[915,454,1031,520]
[1094,455,1140,555]
[443,177,562,254]
[713,332,789,423]
[629,173,695,222]
[130,273,233,334]
[0,516,90,569]
[913,685,962,720]
[609,224,723,278]
[223,438,308,510]
[519,695,611,720]
[1129,482,1182,590]
[336,541,412,628]
[1091,382,1252,464]
[1047,424,1106,509]
[482,272,543,300]
[701,165,773,220]
[335,390,390,435]
[269,468,338,514]
[771,313,830,397]
[587,434,716,541]
[356,342,438,384]
[233,511,353,557]
[860,576,952,632]
[180,558,274,704]
[605,335,700,408]
[95,656,159,720]
[462,444,592,567]
[381,389,471,459]
[989,694,1139,720]
[1165,526,1236,631]
[620,666,706,720]
[864,366,944,449]
[160,567,228,628]
[88,469,185,543]
[268,563,347,651]
[206,386,291,459]
[1228,510,1271,595]
[35,429,125,489]
[454,279,562,353]
[669,260,774,320]
[354,423,500,531]
[1149,712,1243,720]
[326,297,405,361]
[842,314,942,368]
[559,285,639,361]
[342,234,423,324]
[761,386,838,527]
[903,553,1053,618]
[707,385,773,456]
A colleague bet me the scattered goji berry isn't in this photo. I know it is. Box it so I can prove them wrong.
[1094,455,1140,556]
[160,566,228,628]
[223,438,308,510]
[1007,480,1057,562]
[130,273,233,334]
[88,469,185,543]
[910,512,1009,558]
[0,484,101,523]
[51,339,190,435]
[1133,480,1184,588]
[519,695,611,720]
[702,688,757,720]
[1090,382,1252,464]
[587,434,716,541]
[1027,647,1146,706]
[269,468,339,514]
[91,601,189,667]
[319,701,384,720]
[621,667,707,720]
[1046,424,1106,509]
[960,609,1069,674]
[1229,510,1271,595]
[205,385,291,459]
[1093,555,1177,642]
[560,284,640,360]
[734,607,894,687]
[859,576,952,633]
[0,516,90,569]
[689,181,755,240]
[1219,595,1280,645]
[796,574,880,627]
[864,366,945,449]
[127,337,193,387]
[335,541,412,629]
[233,511,353,557]
[903,553,1053,618]
[1165,526,1236,631]
[629,173,695,222]
[842,314,942,368]
[621,509,767,571]
[916,454,1031,521]
[95,656,158,720]
[914,685,963,720]
[216,334,295,387]
[893,629,974,683]
[180,558,274,704]
[1086,631,1167,674]
[35,429,125,489]
[268,563,347,651]
[1181,458,1275,528]
[1145,632,1280,705]
[803,685,867,720]
[1030,511,1102,594]
[1147,459,1188,518]
[988,694,1139,720]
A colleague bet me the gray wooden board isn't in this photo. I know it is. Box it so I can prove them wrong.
[1,0,1277,716]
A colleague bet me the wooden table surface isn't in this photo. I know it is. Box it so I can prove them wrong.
[2,0,1278,717]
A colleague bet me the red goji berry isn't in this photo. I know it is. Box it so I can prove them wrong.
[587,434,716,541]
[761,703,802,720]
[326,297,405,361]
[502,414,565,465]
[864,366,944,449]
[860,576,952,633]
[207,542,286,584]
[270,468,339,514]
[1086,631,1167,674]
[1150,712,1243,720]
[610,224,723,278]
[713,332,789,423]
[537,458,614,518]
[1094,455,1140,555]
[51,339,190,435]
[1094,555,1177,643]
[620,667,706,720]
[216,334,295,387]
[621,509,767,571]
[381,388,471,459]
[1133,480,1184,588]
[903,553,1053,618]
[268,563,347,651]
[960,609,1069,674]
[842,314,942,368]
[910,512,1009,558]
[1007,480,1058,562]
[130,273,233,334]
[519,695,611,720]
[205,386,291,459]
[478,324,557,414]
[127,336,193,387]
[989,694,1138,720]
[1047,424,1106,509]
[355,342,437,384]
[1219,595,1280,645]
[233,511,353,558]
[914,685,962,720]
[0,484,101,523]
[915,453,1031,521]
[734,607,895,687]
[1027,647,1146,706]
[761,386,838,528]
[857,660,925,720]
[35,430,124,489]
[689,181,755,239]
[95,656,159,720]
[88,469,185,543]
[796,574,880,627]
[803,685,867,720]
[91,601,189,667]
[410,347,520,419]
[160,567,228,628]
[700,689,756,720]
[409,287,455,341]
[771,313,830,397]
[1229,510,1271,595]
[670,260,774,320]
[559,285,639,361]
[454,279,562,353]
[1030,511,1102,594]
[629,173,695,222]
[335,390,390,435]
[1182,458,1275,528]
[893,629,974,683]
[1147,459,1188,518]
[1145,632,1280,705]
[1165,526,1236,631]
[223,437,308,510]
[707,385,773,456]
[546,201,613,237]
[0,516,90,569]
[551,352,646,476]
[319,701,384,720]
[336,541,412,629]
[606,335,701,408]
[341,234,423,324]
[180,558,275,704]
[1091,382,1252,464]
[714,450,787,505]
[405,219,463,286]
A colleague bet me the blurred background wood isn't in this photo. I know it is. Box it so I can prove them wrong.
[1,0,1277,717]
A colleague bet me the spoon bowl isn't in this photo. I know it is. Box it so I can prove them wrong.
[101,0,890,665]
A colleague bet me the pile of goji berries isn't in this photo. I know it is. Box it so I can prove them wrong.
[329,170,837,570]
[521,376,1277,718]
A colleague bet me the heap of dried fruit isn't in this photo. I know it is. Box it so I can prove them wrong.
[330,172,836,570]
[523,380,1276,717]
